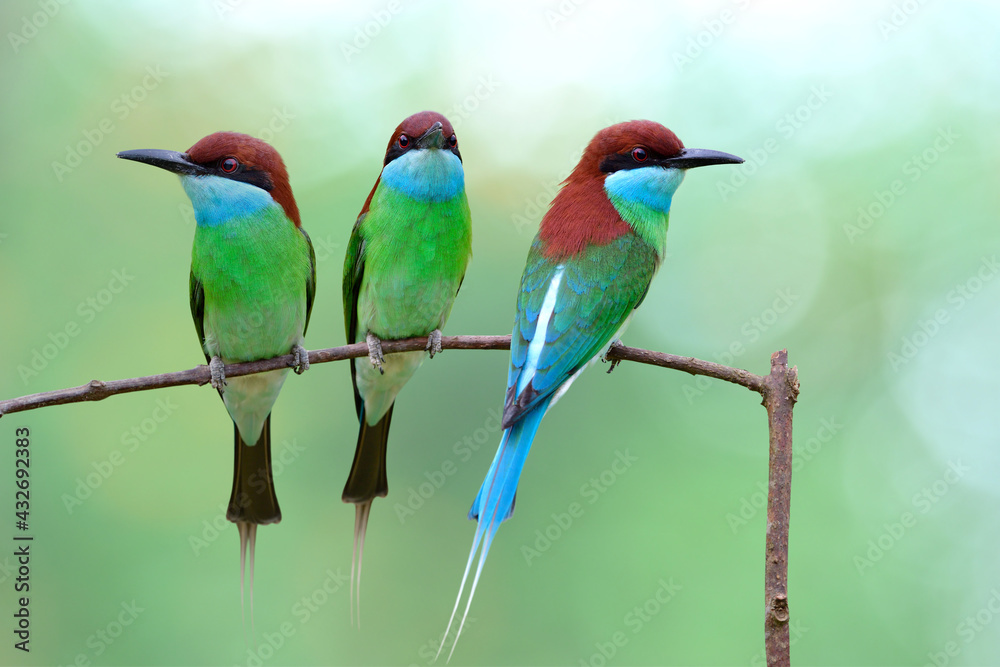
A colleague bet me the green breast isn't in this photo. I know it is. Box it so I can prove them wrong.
[354,185,472,340]
[192,205,311,362]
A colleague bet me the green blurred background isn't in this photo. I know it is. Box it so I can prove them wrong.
[2,1,998,664]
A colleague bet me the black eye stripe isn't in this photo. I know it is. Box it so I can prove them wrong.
[214,162,272,191]
[600,149,669,173]
[382,128,464,165]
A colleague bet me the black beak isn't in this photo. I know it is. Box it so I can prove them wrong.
[661,148,744,169]
[116,149,210,176]
[415,121,446,150]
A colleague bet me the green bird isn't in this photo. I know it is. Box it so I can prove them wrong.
[117,132,315,627]
[438,120,743,659]
[342,111,472,623]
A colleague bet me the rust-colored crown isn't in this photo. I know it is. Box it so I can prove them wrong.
[187,132,300,226]
[384,110,456,155]
[539,121,684,258]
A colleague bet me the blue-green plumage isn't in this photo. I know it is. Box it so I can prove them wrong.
[439,121,743,660]
[341,112,472,625]
[191,196,313,445]
[118,131,315,631]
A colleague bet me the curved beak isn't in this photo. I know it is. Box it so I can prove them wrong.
[661,148,744,169]
[116,149,209,176]
[415,121,445,150]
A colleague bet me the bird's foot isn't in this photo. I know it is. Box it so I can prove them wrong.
[426,329,443,358]
[292,344,310,375]
[603,341,625,374]
[366,332,385,375]
[209,356,227,390]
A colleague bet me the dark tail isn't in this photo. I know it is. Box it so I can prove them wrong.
[225,415,280,639]
[227,415,281,525]
[342,405,393,504]
[342,405,393,628]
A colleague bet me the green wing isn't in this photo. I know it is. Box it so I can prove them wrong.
[189,270,209,364]
[301,227,317,336]
[342,215,366,344]
[503,233,659,425]
[342,213,367,418]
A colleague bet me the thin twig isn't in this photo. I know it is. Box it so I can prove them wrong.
[605,344,766,392]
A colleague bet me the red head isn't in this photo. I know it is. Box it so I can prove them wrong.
[538,120,741,259]
[359,111,462,215]
[383,110,459,162]
[185,132,300,226]
[539,121,684,259]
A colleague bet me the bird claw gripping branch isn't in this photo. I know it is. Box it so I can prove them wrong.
[209,356,227,390]
[603,340,625,374]
[292,344,310,375]
[426,329,443,358]
[366,332,386,374]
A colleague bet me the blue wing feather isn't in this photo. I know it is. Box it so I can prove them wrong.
[506,235,654,413]
[438,232,659,661]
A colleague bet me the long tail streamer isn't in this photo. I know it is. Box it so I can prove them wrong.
[436,401,549,662]
[351,500,374,628]
[238,521,258,643]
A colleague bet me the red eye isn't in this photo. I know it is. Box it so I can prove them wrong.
[398,134,410,148]
[631,147,648,162]
[448,134,457,148]
[221,157,239,173]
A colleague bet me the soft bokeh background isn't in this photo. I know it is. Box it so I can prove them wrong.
[2,1,998,665]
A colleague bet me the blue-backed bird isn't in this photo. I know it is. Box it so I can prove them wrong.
[117,133,315,629]
[438,120,742,659]
[342,111,473,625]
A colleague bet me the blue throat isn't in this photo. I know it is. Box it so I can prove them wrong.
[379,148,464,202]
[603,166,685,213]
[181,174,276,227]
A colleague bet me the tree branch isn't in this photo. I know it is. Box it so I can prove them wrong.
[0,335,766,416]
[762,349,798,666]
[0,334,796,666]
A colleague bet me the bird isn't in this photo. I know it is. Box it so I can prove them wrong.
[437,120,743,660]
[341,110,473,625]
[117,132,315,631]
